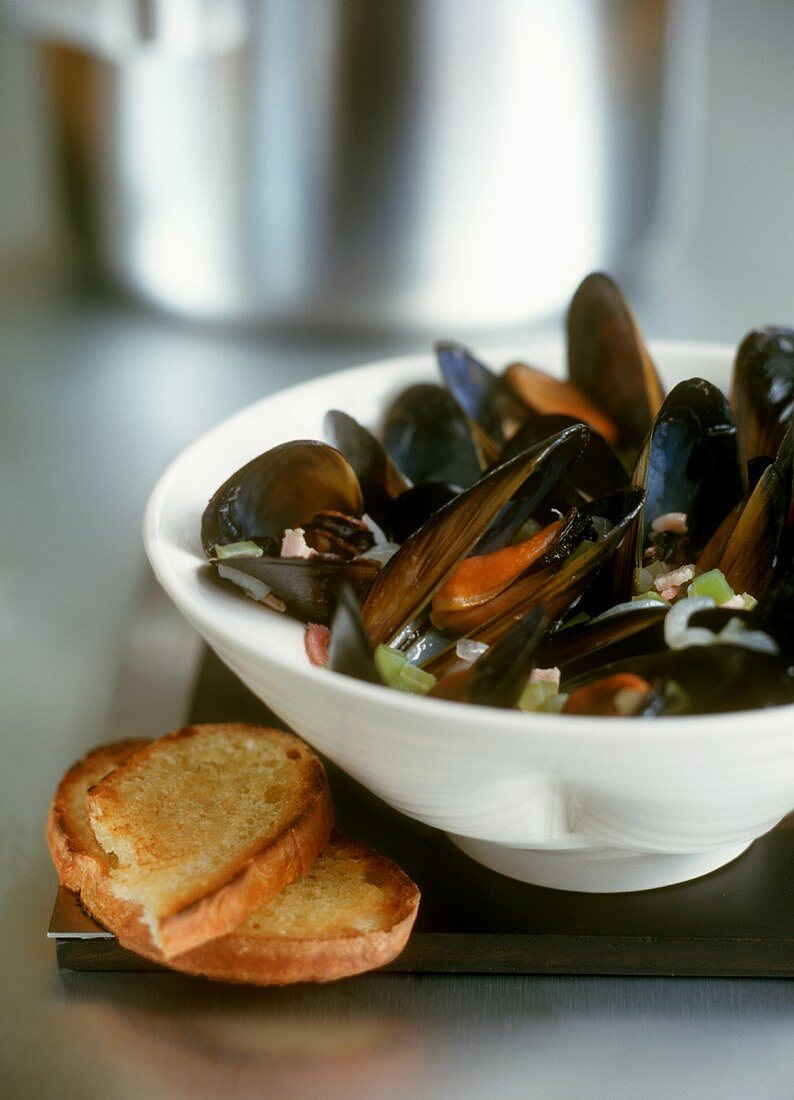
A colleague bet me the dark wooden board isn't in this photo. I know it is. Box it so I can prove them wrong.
[52,647,794,977]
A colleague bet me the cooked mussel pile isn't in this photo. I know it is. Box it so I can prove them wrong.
[201,273,794,717]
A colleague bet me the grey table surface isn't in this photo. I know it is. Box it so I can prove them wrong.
[4,4,794,1098]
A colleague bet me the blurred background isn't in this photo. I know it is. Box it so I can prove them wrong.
[3,4,794,1098]
[2,0,794,335]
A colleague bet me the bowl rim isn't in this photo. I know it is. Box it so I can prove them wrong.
[143,337,794,739]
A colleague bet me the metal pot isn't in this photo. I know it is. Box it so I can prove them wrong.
[15,0,693,329]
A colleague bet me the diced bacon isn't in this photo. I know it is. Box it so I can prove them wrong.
[305,623,331,667]
[650,512,688,535]
[280,528,317,559]
[263,594,286,613]
[529,667,561,687]
[659,587,678,602]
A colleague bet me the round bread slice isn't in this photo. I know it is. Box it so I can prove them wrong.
[47,739,420,984]
[177,831,420,984]
[83,723,334,956]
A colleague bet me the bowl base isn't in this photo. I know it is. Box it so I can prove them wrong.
[447,835,754,894]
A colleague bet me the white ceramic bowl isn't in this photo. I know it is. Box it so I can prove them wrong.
[143,340,794,893]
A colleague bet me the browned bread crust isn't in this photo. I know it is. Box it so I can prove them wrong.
[176,833,420,984]
[47,737,420,984]
[83,723,334,956]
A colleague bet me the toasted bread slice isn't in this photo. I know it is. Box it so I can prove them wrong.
[48,740,420,984]
[84,724,334,956]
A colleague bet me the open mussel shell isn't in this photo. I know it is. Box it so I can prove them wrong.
[324,410,410,532]
[544,603,749,687]
[752,578,794,662]
[435,342,502,444]
[611,377,743,601]
[201,440,363,554]
[642,379,742,550]
[382,383,483,488]
[327,584,382,685]
[503,361,620,447]
[699,464,786,599]
[387,481,460,544]
[471,486,645,643]
[430,606,548,708]
[424,486,646,677]
[731,326,794,477]
[468,606,547,707]
[361,423,589,647]
[697,418,793,599]
[213,555,378,626]
[567,272,665,451]
[539,600,668,678]
[435,341,523,459]
[563,643,794,714]
[502,411,629,502]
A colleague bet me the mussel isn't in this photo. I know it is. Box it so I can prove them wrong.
[731,326,794,477]
[324,410,410,532]
[202,440,363,550]
[325,408,460,542]
[382,383,483,488]
[202,440,379,625]
[200,270,794,719]
[567,272,665,451]
[563,644,794,715]
[611,377,743,603]
[361,424,589,646]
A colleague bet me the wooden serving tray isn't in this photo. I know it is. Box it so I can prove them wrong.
[50,645,794,978]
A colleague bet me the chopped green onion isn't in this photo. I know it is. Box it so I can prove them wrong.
[687,568,734,605]
[374,644,407,686]
[519,680,558,712]
[741,592,758,611]
[394,663,436,695]
[213,540,264,560]
[374,644,436,694]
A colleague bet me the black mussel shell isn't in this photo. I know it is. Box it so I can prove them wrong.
[323,410,410,532]
[382,383,483,488]
[731,326,794,476]
[546,604,749,687]
[751,578,794,662]
[612,377,743,602]
[642,379,741,552]
[698,417,793,598]
[435,341,524,453]
[478,486,646,640]
[201,440,363,554]
[213,555,378,626]
[425,485,646,676]
[563,644,794,714]
[467,606,547,708]
[361,424,589,647]
[431,606,548,708]
[539,601,668,678]
[328,584,381,685]
[387,482,460,544]
[567,272,665,450]
[502,411,629,501]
